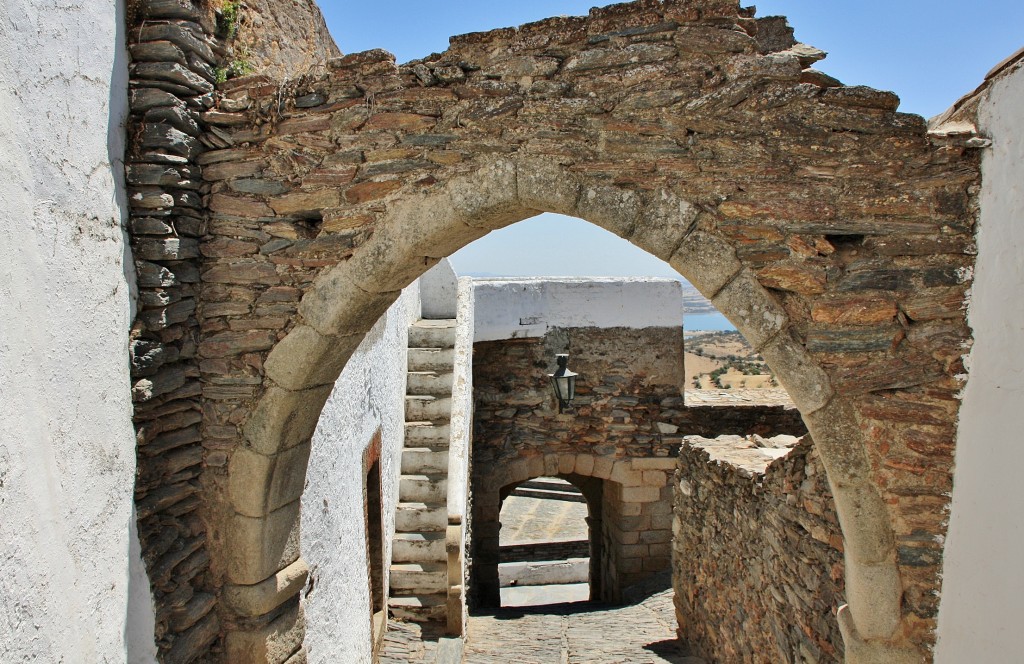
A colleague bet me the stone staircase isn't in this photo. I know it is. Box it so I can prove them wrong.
[389,319,457,623]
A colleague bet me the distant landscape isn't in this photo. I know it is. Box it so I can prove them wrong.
[679,283,716,315]
[684,330,775,390]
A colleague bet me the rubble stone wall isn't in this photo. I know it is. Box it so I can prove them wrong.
[470,328,806,605]
[124,0,341,659]
[500,539,591,563]
[673,436,844,664]
[125,1,224,659]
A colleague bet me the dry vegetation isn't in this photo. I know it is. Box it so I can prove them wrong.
[684,330,776,390]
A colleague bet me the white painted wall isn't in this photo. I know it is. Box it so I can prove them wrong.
[0,0,141,662]
[447,278,476,634]
[472,277,684,342]
[301,284,420,664]
[936,60,1024,661]
[421,259,459,319]
[447,278,475,524]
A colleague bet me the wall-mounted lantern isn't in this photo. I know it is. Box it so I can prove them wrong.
[548,354,578,413]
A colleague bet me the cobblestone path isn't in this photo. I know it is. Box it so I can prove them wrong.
[380,578,706,663]
[463,587,705,664]
[500,490,588,544]
[379,619,448,664]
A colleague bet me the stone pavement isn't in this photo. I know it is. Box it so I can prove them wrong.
[379,577,706,663]
[500,485,589,545]
[378,619,448,664]
[463,586,705,664]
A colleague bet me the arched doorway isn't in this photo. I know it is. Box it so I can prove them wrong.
[496,475,599,608]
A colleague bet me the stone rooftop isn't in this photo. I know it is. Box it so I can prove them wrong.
[683,388,794,407]
[681,433,803,476]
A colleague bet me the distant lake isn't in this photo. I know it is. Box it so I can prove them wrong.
[684,312,736,331]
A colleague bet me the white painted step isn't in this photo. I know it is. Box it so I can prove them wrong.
[392,531,446,563]
[400,474,447,503]
[405,422,450,446]
[402,447,449,474]
[405,395,452,422]
[390,562,447,594]
[407,370,454,396]
[408,347,454,372]
[409,320,457,349]
[395,502,447,532]
[388,593,446,622]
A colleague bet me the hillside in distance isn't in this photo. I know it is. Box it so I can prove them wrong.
[679,283,716,315]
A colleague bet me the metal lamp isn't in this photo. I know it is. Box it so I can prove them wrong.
[548,354,578,413]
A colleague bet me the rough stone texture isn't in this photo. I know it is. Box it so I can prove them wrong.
[674,435,845,664]
[461,582,698,664]
[469,327,806,607]
[226,0,341,81]
[125,0,226,659]
[120,0,983,659]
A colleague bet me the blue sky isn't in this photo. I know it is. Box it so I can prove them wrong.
[316,1,1022,279]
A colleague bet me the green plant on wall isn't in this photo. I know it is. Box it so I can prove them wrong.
[216,0,243,40]
[215,53,253,84]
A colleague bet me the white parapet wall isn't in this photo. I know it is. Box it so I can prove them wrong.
[936,55,1024,662]
[421,259,459,320]
[448,278,475,524]
[301,283,420,664]
[0,0,141,662]
[447,276,475,634]
[472,277,684,342]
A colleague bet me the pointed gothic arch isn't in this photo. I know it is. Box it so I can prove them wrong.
[128,2,978,661]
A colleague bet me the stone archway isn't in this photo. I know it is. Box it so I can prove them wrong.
[477,468,608,610]
[127,1,979,661]
[222,158,930,661]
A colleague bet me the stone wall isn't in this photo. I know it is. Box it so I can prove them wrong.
[470,325,684,604]
[226,0,341,79]
[673,435,844,664]
[470,326,807,606]
[125,1,224,659]
[500,539,591,563]
[472,327,686,467]
[124,0,347,659]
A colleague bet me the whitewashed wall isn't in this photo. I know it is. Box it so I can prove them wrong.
[472,277,683,342]
[936,59,1024,662]
[448,277,475,523]
[300,284,420,664]
[0,0,142,662]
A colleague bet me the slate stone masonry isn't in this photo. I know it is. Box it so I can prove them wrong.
[470,327,806,607]
[674,435,845,664]
[126,0,225,661]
